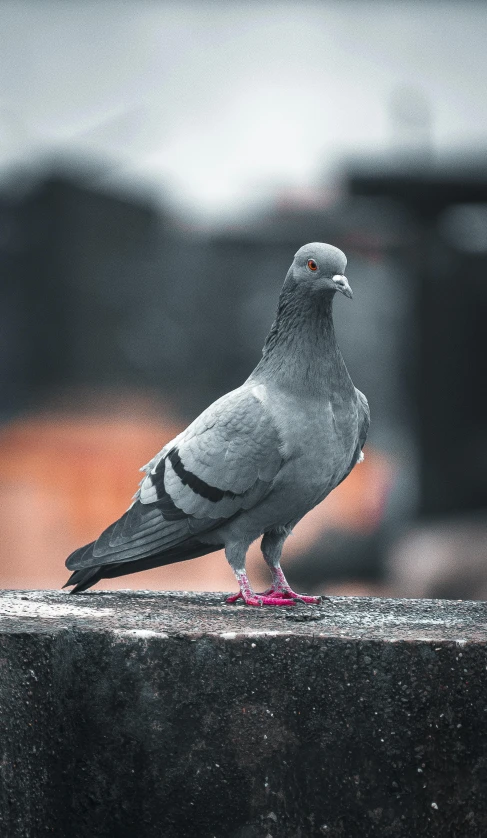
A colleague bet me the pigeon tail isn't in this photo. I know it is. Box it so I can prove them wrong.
[64,564,104,594]
[64,539,223,593]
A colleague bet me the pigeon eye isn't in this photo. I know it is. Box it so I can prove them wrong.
[307,259,318,272]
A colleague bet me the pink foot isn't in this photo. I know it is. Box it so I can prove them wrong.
[259,586,322,605]
[225,591,295,607]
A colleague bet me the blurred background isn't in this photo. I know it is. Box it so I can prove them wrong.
[1,0,487,599]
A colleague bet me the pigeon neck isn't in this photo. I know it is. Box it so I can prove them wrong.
[255,279,353,396]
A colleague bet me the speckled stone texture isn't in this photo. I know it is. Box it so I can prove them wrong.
[0,590,486,838]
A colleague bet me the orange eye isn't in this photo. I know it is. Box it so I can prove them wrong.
[307,259,318,272]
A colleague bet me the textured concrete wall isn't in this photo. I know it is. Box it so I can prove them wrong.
[0,590,486,838]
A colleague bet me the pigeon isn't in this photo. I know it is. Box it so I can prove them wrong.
[64,242,369,606]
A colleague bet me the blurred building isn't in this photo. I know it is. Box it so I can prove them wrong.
[349,157,487,519]
[0,172,160,416]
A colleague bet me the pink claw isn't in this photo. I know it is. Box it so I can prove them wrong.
[225,591,295,607]
[287,592,322,604]
[260,587,322,605]
[249,594,296,607]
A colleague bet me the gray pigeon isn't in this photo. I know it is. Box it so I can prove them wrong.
[65,242,369,606]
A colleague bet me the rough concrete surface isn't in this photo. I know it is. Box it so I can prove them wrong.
[0,589,486,838]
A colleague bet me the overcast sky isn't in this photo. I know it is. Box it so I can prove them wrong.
[1,1,486,217]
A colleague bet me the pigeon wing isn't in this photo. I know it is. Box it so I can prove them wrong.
[66,384,284,571]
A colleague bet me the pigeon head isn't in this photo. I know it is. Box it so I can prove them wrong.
[291,242,352,299]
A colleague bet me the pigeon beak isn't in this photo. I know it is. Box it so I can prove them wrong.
[332,274,353,299]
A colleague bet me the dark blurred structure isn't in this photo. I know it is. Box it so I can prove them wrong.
[0,174,160,416]
[349,160,487,519]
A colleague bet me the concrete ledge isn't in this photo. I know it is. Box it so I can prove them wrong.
[0,590,486,837]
